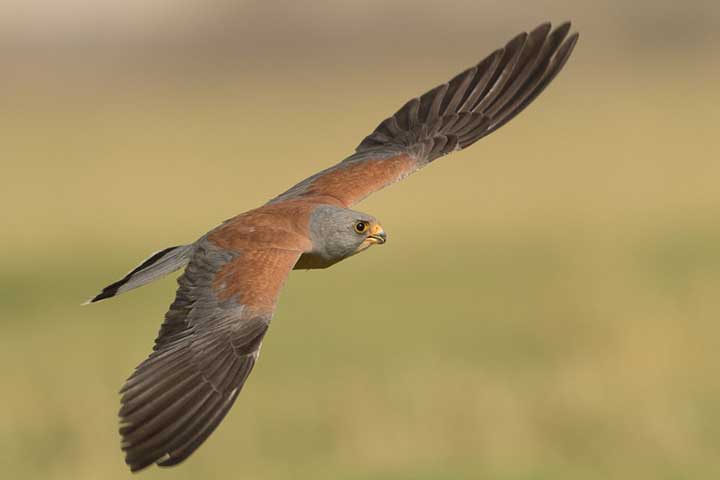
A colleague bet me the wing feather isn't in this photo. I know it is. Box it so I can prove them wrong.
[119,239,300,472]
[270,21,578,207]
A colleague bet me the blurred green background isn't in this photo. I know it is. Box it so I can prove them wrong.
[2,1,720,479]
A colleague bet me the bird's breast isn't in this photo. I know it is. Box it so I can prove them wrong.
[293,251,341,270]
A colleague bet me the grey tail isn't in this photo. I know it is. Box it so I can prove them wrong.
[84,244,194,304]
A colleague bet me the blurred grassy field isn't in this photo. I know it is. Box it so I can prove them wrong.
[3,44,720,480]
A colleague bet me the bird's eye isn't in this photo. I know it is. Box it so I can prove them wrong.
[354,221,368,233]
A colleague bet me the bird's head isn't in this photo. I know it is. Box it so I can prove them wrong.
[307,205,386,263]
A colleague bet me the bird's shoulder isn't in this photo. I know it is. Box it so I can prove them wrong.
[206,198,343,253]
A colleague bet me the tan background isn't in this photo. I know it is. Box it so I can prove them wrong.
[2,1,720,479]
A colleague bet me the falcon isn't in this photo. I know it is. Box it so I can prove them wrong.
[87,22,579,472]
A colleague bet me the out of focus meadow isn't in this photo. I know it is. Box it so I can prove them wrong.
[2,1,720,479]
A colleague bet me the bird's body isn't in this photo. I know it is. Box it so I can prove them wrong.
[88,22,579,472]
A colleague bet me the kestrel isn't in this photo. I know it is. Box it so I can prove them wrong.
[88,22,578,472]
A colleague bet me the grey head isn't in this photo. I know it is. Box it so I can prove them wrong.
[294,204,387,270]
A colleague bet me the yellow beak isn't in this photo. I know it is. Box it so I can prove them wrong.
[367,223,387,245]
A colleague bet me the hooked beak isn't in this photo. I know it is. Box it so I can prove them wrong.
[367,224,387,245]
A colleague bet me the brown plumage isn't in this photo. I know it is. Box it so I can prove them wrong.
[88,22,579,472]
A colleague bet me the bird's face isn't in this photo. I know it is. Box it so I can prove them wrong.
[350,218,387,254]
[307,205,386,265]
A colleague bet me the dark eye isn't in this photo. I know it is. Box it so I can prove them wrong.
[354,221,368,233]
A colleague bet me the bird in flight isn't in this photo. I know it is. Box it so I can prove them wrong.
[87,21,579,472]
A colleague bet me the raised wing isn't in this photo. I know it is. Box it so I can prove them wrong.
[270,21,578,207]
[119,239,301,472]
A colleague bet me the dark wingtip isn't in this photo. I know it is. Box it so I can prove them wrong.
[82,246,181,306]
[556,20,573,31]
[82,280,125,305]
[552,21,573,40]
[566,31,580,48]
[556,30,580,69]
[127,458,153,474]
[534,21,553,34]
[555,21,578,45]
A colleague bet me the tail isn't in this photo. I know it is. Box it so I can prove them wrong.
[84,245,194,304]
